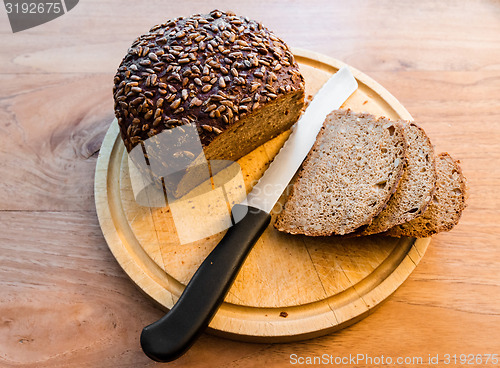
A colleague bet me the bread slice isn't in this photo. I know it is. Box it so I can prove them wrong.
[386,152,467,238]
[274,109,407,236]
[358,122,437,235]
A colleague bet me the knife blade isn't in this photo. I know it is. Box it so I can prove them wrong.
[140,66,358,362]
[245,66,359,214]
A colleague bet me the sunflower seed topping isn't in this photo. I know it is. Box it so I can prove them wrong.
[201,124,213,132]
[154,108,163,119]
[189,97,203,107]
[170,98,181,109]
[205,104,217,112]
[250,83,260,92]
[114,9,304,151]
[218,77,226,88]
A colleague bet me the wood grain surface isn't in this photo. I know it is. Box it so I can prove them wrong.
[1,0,499,367]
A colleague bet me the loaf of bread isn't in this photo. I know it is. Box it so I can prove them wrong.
[274,109,407,236]
[358,121,437,235]
[113,10,305,196]
[386,152,467,237]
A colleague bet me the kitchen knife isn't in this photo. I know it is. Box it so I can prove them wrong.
[140,66,358,362]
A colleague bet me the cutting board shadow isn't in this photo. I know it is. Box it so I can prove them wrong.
[95,48,430,342]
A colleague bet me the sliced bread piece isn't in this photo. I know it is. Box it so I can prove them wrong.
[386,152,467,238]
[274,109,407,236]
[358,122,437,235]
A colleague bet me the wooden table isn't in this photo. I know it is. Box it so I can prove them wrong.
[1,1,499,366]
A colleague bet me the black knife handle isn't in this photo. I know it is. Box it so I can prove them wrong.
[140,204,271,362]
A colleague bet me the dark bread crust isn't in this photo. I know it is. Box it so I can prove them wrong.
[113,10,305,155]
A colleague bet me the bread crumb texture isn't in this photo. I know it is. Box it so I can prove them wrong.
[386,152,467,238]
[275,109,407,236]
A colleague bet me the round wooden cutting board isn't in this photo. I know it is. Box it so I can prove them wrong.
[95,48,430,342]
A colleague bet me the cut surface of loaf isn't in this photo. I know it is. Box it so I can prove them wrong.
[386,152,467,238]
[359,122,437,235]
[274,109,407,236]
[113,10,305,197]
